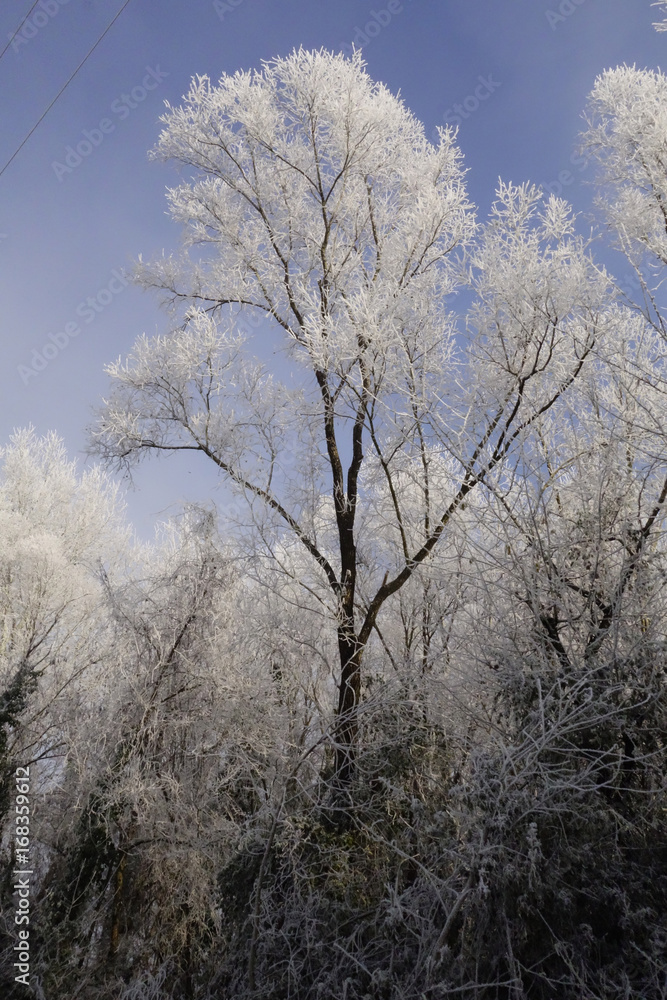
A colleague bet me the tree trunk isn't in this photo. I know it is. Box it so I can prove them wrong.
[108,853,126,960]
[334,624,362,786]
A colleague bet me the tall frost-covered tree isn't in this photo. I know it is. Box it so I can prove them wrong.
[92,49,610,784]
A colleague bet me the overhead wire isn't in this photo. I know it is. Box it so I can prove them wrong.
[0,0,134,181]
[0,1,42,63]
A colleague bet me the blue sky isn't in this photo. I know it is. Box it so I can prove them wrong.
[0,0,664,538]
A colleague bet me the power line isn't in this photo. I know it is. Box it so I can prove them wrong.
[0,1,42,63]
[0,0,134,181]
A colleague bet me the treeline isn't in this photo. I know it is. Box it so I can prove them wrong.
[0,425,664,999]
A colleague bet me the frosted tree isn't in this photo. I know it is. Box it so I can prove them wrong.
[92,49,609,786]
[0,429,131,995]
[41,511,242,994]
[581,63,667,341]
[0,428,128,786]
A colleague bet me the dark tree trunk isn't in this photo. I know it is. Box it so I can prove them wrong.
[334,624,362,786]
